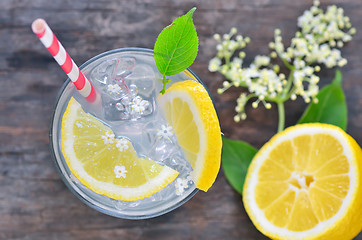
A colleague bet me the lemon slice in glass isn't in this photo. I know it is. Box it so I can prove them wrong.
[61,97,178,201]
[158,80,222,191]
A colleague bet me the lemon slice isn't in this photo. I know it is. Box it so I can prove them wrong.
[243,123,362,240]
[157,80,222,192]
[61,97,178,201]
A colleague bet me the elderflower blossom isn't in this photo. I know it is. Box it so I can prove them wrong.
[114,165,127,178]
[209,0,354,122]
[210,29,285,121]
[116,138,129,152]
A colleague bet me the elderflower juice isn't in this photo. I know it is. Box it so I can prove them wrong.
[49,48,208,219]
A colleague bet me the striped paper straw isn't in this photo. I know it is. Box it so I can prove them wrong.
[31,19,97,103]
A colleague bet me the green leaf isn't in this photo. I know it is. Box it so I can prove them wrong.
[221,137,258,195]
[154,7,199,93]
[298,70,347,130]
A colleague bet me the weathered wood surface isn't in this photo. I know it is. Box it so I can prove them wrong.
[0,0,361,239]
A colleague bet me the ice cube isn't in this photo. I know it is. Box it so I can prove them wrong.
[103,96,131,121]
[129,84,138,99]
[168,151,193,173]
[103,94,153,121]
[90,57,136,101]
[121,95,131,106]
[115,102,124,111]
[114,57,135,80]
[141,120,174,150]
[149,137,192,173]
[101,61,154,121]
[125,64,156,97]
[153,138,177,162]
[90,59,117,88]
[140,119,192,173]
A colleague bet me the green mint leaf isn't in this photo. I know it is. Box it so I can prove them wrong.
[222,137,258,195]
[154,7,199,93]
[298,70,347,130]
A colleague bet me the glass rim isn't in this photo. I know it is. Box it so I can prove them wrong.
[48,47,203,219]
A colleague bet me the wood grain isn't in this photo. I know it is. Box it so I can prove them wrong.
[0,0,361,239]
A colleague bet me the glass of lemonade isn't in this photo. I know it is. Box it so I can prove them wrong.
[49,48,212,219]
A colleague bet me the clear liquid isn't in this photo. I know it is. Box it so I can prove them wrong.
[53,49,200,218]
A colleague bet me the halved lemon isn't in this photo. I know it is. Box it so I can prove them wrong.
[61,97,178,201]
[243,123,362,240]
[157,80,222,191]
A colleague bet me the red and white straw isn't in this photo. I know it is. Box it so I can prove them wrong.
[31,19,97,103]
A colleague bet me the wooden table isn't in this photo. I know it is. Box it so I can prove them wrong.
[1,0,361,239]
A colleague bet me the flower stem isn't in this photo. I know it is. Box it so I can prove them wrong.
[283,85,297,101]
[277,102,285,133]
[282,58,294,70]
[281,69,294,99]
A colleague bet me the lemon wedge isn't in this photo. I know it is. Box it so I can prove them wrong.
[61,97,178,201]
[158,80,222,191]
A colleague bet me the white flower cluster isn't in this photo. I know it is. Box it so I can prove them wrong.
[175,174,193,196]
[130,96,149,114]
[273,1,354,67]
[209,0,354,122]
[209,27,249,75]
[102,131,115,144]
[116,138,129,152]
[270,1,355,103]
[107,84,122,95]
[209,29,285,122]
